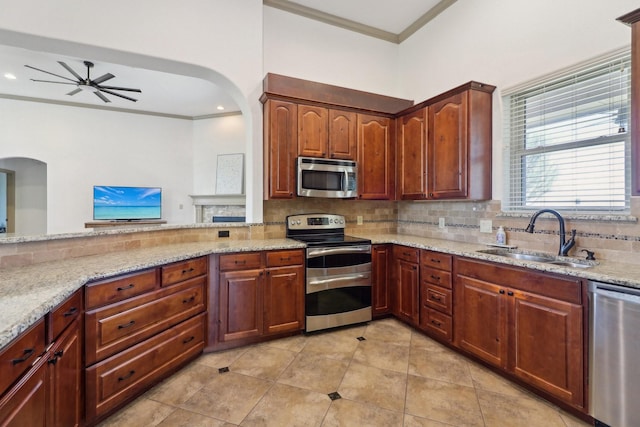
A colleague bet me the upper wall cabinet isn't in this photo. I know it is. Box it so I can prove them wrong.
[358,114,396,200]
[397,83,495,201]
[298,106,357,160]
[264,99,297,199]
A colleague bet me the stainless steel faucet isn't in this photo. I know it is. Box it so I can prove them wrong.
[525,209,576,256]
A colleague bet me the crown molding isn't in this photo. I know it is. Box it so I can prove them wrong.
[263,0,457,44]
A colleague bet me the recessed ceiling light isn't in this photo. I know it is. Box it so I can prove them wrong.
[217,105,224,111]
[4,73,16,80]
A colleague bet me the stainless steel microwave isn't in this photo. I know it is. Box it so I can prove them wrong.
[297,157,358,198]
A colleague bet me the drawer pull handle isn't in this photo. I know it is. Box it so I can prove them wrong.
[431,320,442,327]
[183,296,196,304]
[117,284,135,291]
[430,275,441,281]
[234,260,246,265]
[48,355,58,365]
[118,320,136,329]
[431,258,441,263]
[63,307,78,317]
[280,257,290,261]
[430,295,442,301]
[183,336,195,344]
[11,348,34,365]
[54,350,64,358]
[118,370,135,381]
[403,252,413,257]
[182,267,195,274]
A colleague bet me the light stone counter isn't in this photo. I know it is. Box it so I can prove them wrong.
[2,233,639,352]
[0,239,304,350]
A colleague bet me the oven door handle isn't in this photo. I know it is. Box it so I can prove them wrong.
[307,246,371,258]
[308,273,370,286]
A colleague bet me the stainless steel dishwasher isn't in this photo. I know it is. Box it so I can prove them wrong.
[589,280,640,427]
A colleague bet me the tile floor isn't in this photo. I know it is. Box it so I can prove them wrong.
[98,318,591,427]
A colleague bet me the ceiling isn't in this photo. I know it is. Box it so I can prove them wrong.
[0,0,455,118]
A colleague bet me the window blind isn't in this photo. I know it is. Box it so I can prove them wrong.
[503,49,631,213]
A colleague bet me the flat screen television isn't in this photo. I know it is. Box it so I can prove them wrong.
[93,186,162,221]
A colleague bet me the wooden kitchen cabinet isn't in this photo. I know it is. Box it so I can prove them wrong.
[392,246,420,325]
[419,250,453,342]
[397,107,428,199]
[298,105,357,160]
[357,114,395,200]
[214,249,305,350]
[372,244,391,317]
[0,352,48,427]
[329,109,357,159]
[264,99,297,199]
[454,257,585,410]
[396,83,494,201]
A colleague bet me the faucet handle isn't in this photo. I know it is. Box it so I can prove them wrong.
[581,249,596,260]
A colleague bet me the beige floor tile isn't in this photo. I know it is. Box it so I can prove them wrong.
[467,362,530,398]
[363,318,413,346]
[278,352,350,394]
[409,333,450,353]
[156,408,231,427]
[260,333,308,352]
[405,375,484,427]
[559,411,592,427]
[338,361,407,412]
[241,383,331,427]
[302,330,361,361]
[230,345,296,380]
[322,398,403,427]
[97,398,175,427]
[477,389,567,427]
[403,414,454,427]
[352,339,410,373]
[408,347,473,387]
[197,347,248,369]
[180,372,272,424]
[146,362,220,405]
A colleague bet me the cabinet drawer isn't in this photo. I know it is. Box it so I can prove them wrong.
[48,288,83,342]
[86,313,205,421]
[161,256,207,287]
[0,318,46,396]
[85,278,205,365]
[420,307,452,342]
[219,252,262,271]
[421,266,452,289]
[393,246,420,263]
[421,251,452,271]
[86,269,158,310]
[423,284,453,314]
[266,249,303,267]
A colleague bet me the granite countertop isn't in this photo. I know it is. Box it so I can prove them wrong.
[2,233,639,351]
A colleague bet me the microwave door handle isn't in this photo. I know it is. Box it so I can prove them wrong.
[343,169,349,191]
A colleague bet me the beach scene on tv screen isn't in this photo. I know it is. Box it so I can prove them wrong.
[94,186,162,220]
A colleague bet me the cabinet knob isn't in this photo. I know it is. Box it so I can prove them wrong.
[499,289,505,294]
[507,291,514,296]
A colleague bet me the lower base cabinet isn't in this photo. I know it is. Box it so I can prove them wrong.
[0,355,48,427]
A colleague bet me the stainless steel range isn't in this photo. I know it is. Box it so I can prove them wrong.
[286,213,372,332]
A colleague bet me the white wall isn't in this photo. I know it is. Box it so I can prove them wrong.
[0,99,195,233]
[192,114,246,195]
[398,0,638,199]
[263,7,401,99]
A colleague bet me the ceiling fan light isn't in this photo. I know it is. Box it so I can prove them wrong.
[78,84,99,93]
[217,105,224,110]
[4,73,16,80]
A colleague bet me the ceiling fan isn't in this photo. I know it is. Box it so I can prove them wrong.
[24,60,142,103]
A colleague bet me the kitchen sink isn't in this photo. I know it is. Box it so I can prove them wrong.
[476,248,596,268]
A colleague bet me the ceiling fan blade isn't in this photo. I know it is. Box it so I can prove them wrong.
[94,92,110,103]
[99,88,138,102]
[24,65,78,83]
[92,73,115,85]
[66,88,82,96]
[58,61,83,81]
[30,79,78,85]
[97,85,142,93]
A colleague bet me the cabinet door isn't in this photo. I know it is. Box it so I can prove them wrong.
[219,269,264,342]
[264,265,304,335]
[428,92,468,199]
[298,105,328,157]
[372,244,391,317]
[328,109,357,160]
[48,319,82,427]
[357,114,395,200]
[510,290,584,408]
[454,275,507,368]
[395,259,419,325]
[398,108,428,199]
[0,355,47,427]
[265,99,297,199]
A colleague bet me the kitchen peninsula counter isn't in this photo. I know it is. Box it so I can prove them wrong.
[2,233,639,352]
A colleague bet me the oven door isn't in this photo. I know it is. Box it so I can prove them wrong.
[305,245,372,332]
